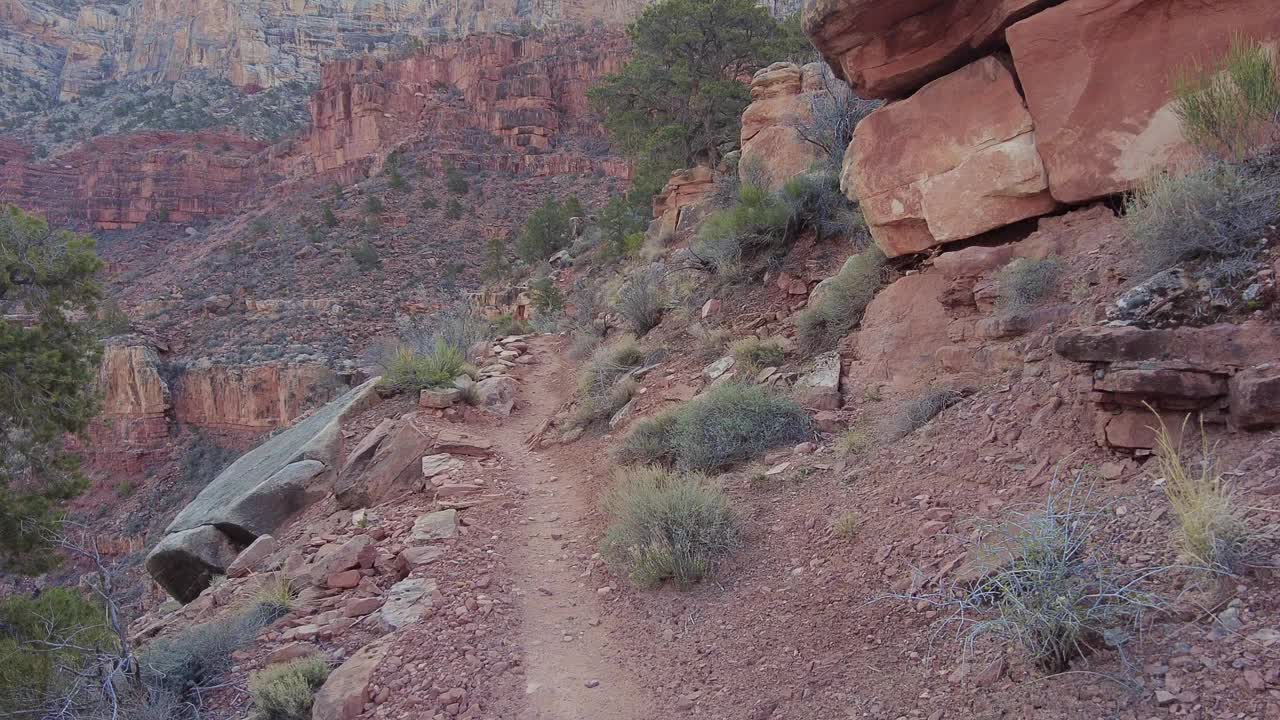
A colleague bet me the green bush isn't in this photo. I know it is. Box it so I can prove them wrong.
[422,196,439,211]
[573,337,645,427]
[601,466,738,588]
[618,383,811,470]
[0,589,111,714]
[364,196,383,214]
[1173,37,1280,161]
[615,267,665,336]
[518,197,584,262]
[321,203,339,227]
[1124,161,1279,277]
[444,164,470,195]
[729,336,785,373]
[530,275,565,315]
[779,171,865,242]
[380,340,466,393]
[445,199,464,220]
[349,241,381,271]
[694,185,789,277]
[996,257,1061,316]
[250,656,331,720]
[795,247,885,353]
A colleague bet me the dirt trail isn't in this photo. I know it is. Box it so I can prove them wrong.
[493,336,651,720]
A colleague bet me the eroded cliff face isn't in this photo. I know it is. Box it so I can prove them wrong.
[0,131,269,229]
[279,30,631,183]
[80,338,346,472]
[1,0,653,106]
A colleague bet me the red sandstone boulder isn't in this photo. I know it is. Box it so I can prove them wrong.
[651,166,718,241]
[1006,0,1280,203]
[1230,365,1280,430]
[739,62,828,190]
[856,272,953,389]
[846,56,1056,257]
[803,0,1060,99]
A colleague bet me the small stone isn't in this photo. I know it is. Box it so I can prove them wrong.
[585,679,600,689]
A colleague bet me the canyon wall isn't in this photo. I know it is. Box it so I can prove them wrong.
[809,0,1280,257]
[278,30,632,183]
[0,131,269,229]
[81,338,345,472]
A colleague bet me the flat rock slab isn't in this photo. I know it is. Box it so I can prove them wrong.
[433,429,492,456]
[421,453,465,479]
[312,633,396,720]
[379,577,439,630]
[410,509,458,543]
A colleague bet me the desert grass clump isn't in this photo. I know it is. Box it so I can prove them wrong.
[831,512,861,539]
[892,387,961,439]
[836,428,871,456]
[729,336,786,374]
[618,383,812,471]
[1173,36,1280,161]
[249,656,331,720]
[602,466,738,588]
[996,257,1061,316]
[1124,161,1280,277]
[142,609,274,697]
[572,337,646,428]
[251,575,297,620]
[1151,416,1250,576]
[947,478,1160,672]
[380,340,466,394]
[795,247,885,353]
[615,267,666,336]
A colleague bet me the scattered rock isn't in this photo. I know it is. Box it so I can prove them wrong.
[420,387,461,409]
[474,376,518,415]
[380,577,439,630]
[410,510,458,543]
[312,634,395,720]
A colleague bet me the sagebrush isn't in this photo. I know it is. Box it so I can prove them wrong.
[249,656,331,720]
[996,257,1061,316]
[602,466,738,588]
[615,267,666,336]
[892,387,961,439]
[1172,36,1280,161]
[617,383,811,470]
[729,336,785,373]
[795,248,885,353]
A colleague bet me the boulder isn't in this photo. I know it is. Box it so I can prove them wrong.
[795,352,843,410]
[474,376,518,416]
[334,413,434,509]
[856,272,953,389]
[379,577,439,630]
[410,510,458,543]
[419,388,460,409]
[1230,365,1280,430]
[226,534,279,578]
[739,62,828,190]
[846,56,1056,257]
[421,453,465,481]
[144,526,241,604]
[433,429,492,456]
[1006,0,1280,203]
[1094,365,1228,410]
[803,0,1059,98]
[306,535,377,586]
[651,166,717,241]
[312,634,394,720]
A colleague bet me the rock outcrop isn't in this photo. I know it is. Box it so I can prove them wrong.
[802,0,1059,99]
[846,56,1055,257]
[146,378,380,602]
[651,166,718,241]
[277,30,631,184]
[739,62,828,190]
[172,362,342,432]
[1006,0,1280,203]
[0,132,268,229]
[1055,323,1280,447]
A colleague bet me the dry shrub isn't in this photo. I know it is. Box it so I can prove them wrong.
[615,267,666,336]
[831,512,861,539]
[617,383,811,471]
[1172,36,1280,161]
[795,247,885,353]
[729,336,785,374]
[602,466,738,588]
[947,477,1161,672]
[572,338,645,428]
[1124,160,1279,278]
[1151,415,1251,576]
[249,656,331,720]
[996,257,1061,316]
[892,387,961,439]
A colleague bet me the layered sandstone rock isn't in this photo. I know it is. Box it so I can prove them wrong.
[0,132,267,229]
[75,342,174,471]
[1005,0,1280,203]
[803,0,1060,99]
[739,62,827,190]
[651,166,718,241]
[0,0,653,106]
[171,362,342,432]
[846,56,1056,257]
[279,31,630,183]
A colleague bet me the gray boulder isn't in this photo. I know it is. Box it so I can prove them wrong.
[146,378,381,603]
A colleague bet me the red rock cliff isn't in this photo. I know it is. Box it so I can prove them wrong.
[0,132,270,229]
